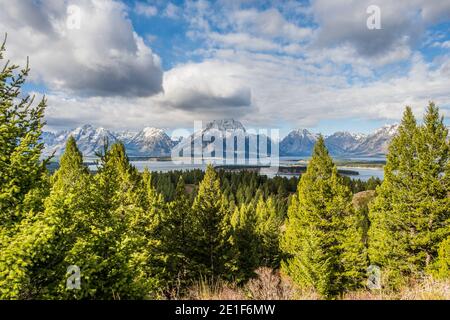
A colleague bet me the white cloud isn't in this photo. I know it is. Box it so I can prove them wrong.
[231,8,312,42]
[209,32,280,51]
[41,47,450,132]
[310,0,450,60]
[135,3,158,17]
[433,40,450,49]
[161,60,252,111]
[164,3,181,19]
[0,0,163,97]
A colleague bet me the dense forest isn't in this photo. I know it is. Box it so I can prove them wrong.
[1,39,449,300]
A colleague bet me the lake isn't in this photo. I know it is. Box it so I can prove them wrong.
[87,157,385,181]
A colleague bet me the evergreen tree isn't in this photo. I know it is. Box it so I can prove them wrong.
[281,136,366,298]
[369,104,450,286]
[255,196,281,268]
[62,142,159,299]
[0,137,92,298]
[432,237,450,279]
[159,176,196,295]
[0,36,49,226]
[230,203,259,283]
[191,165,234,280]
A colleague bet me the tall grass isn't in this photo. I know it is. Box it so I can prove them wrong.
[179,268,450,300]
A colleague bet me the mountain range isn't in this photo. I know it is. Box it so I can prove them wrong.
[41,124,176,157]
[41,120,399,158]
[280,124,398,157]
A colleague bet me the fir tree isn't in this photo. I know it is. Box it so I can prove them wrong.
[369,104,450,286]
[191,165,234,280]
[159,176,196,295]
[255,196,282,268]
[281,136,366,298]
[0,36,49,226]
[1,137,92,298]
[230,203,259,283]
[64,142,159,299]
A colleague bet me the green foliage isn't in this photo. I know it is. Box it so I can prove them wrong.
[191,165,234,280]
[352,190,376,247]
[0,36,49,226]
[432,237,450,279]
[157,176,196,296]
[255,196,282,268]
[368,104,450,287]
[281,136,366,298]
[230,203,259,283]
[1,137,92,298]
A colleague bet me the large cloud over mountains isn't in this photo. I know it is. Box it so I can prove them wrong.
[0,0,163,97]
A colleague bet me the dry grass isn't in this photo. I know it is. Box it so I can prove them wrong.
[181,269,450,300]
[242,268,299,300]
[184,277,245,300]
[343,277,450,300]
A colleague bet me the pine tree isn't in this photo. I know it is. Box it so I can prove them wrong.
[255,196,282,268]
[0,35,49,226]
[62,142,160,299]
[230,203,259,283]
[281,136,366,298]
[158,176,196,295]
[369,104,450,286]
[191,165,234,280]
[0,137,92,298]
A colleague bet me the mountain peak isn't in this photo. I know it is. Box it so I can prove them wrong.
[294,128,311,134]
[142,127,165,138]
[374,123,399,136]
[204,119,246,132]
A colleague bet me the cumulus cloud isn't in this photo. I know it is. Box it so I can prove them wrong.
[311,0,418,59]
[161,61,252,111]
[0,0,163,97]
[311,0,450,60]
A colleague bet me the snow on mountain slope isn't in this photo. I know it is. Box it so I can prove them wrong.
[42,125,173,157]
[279,129,318,156]
[280,124,399,157]
[42,122,400,159]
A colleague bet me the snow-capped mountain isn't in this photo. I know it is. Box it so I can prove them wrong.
[279,124,399,157]
[41,121,399,159]
[124,127,174,157]
[279,129,318,156]
[41,125,175,157]
[204,119,246,132]
[351,124,399,156]
[42,124,118,157]
[172,119,272,159]
[325,131,366,156]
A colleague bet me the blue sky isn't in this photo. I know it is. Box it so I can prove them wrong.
[1,0,450,137]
